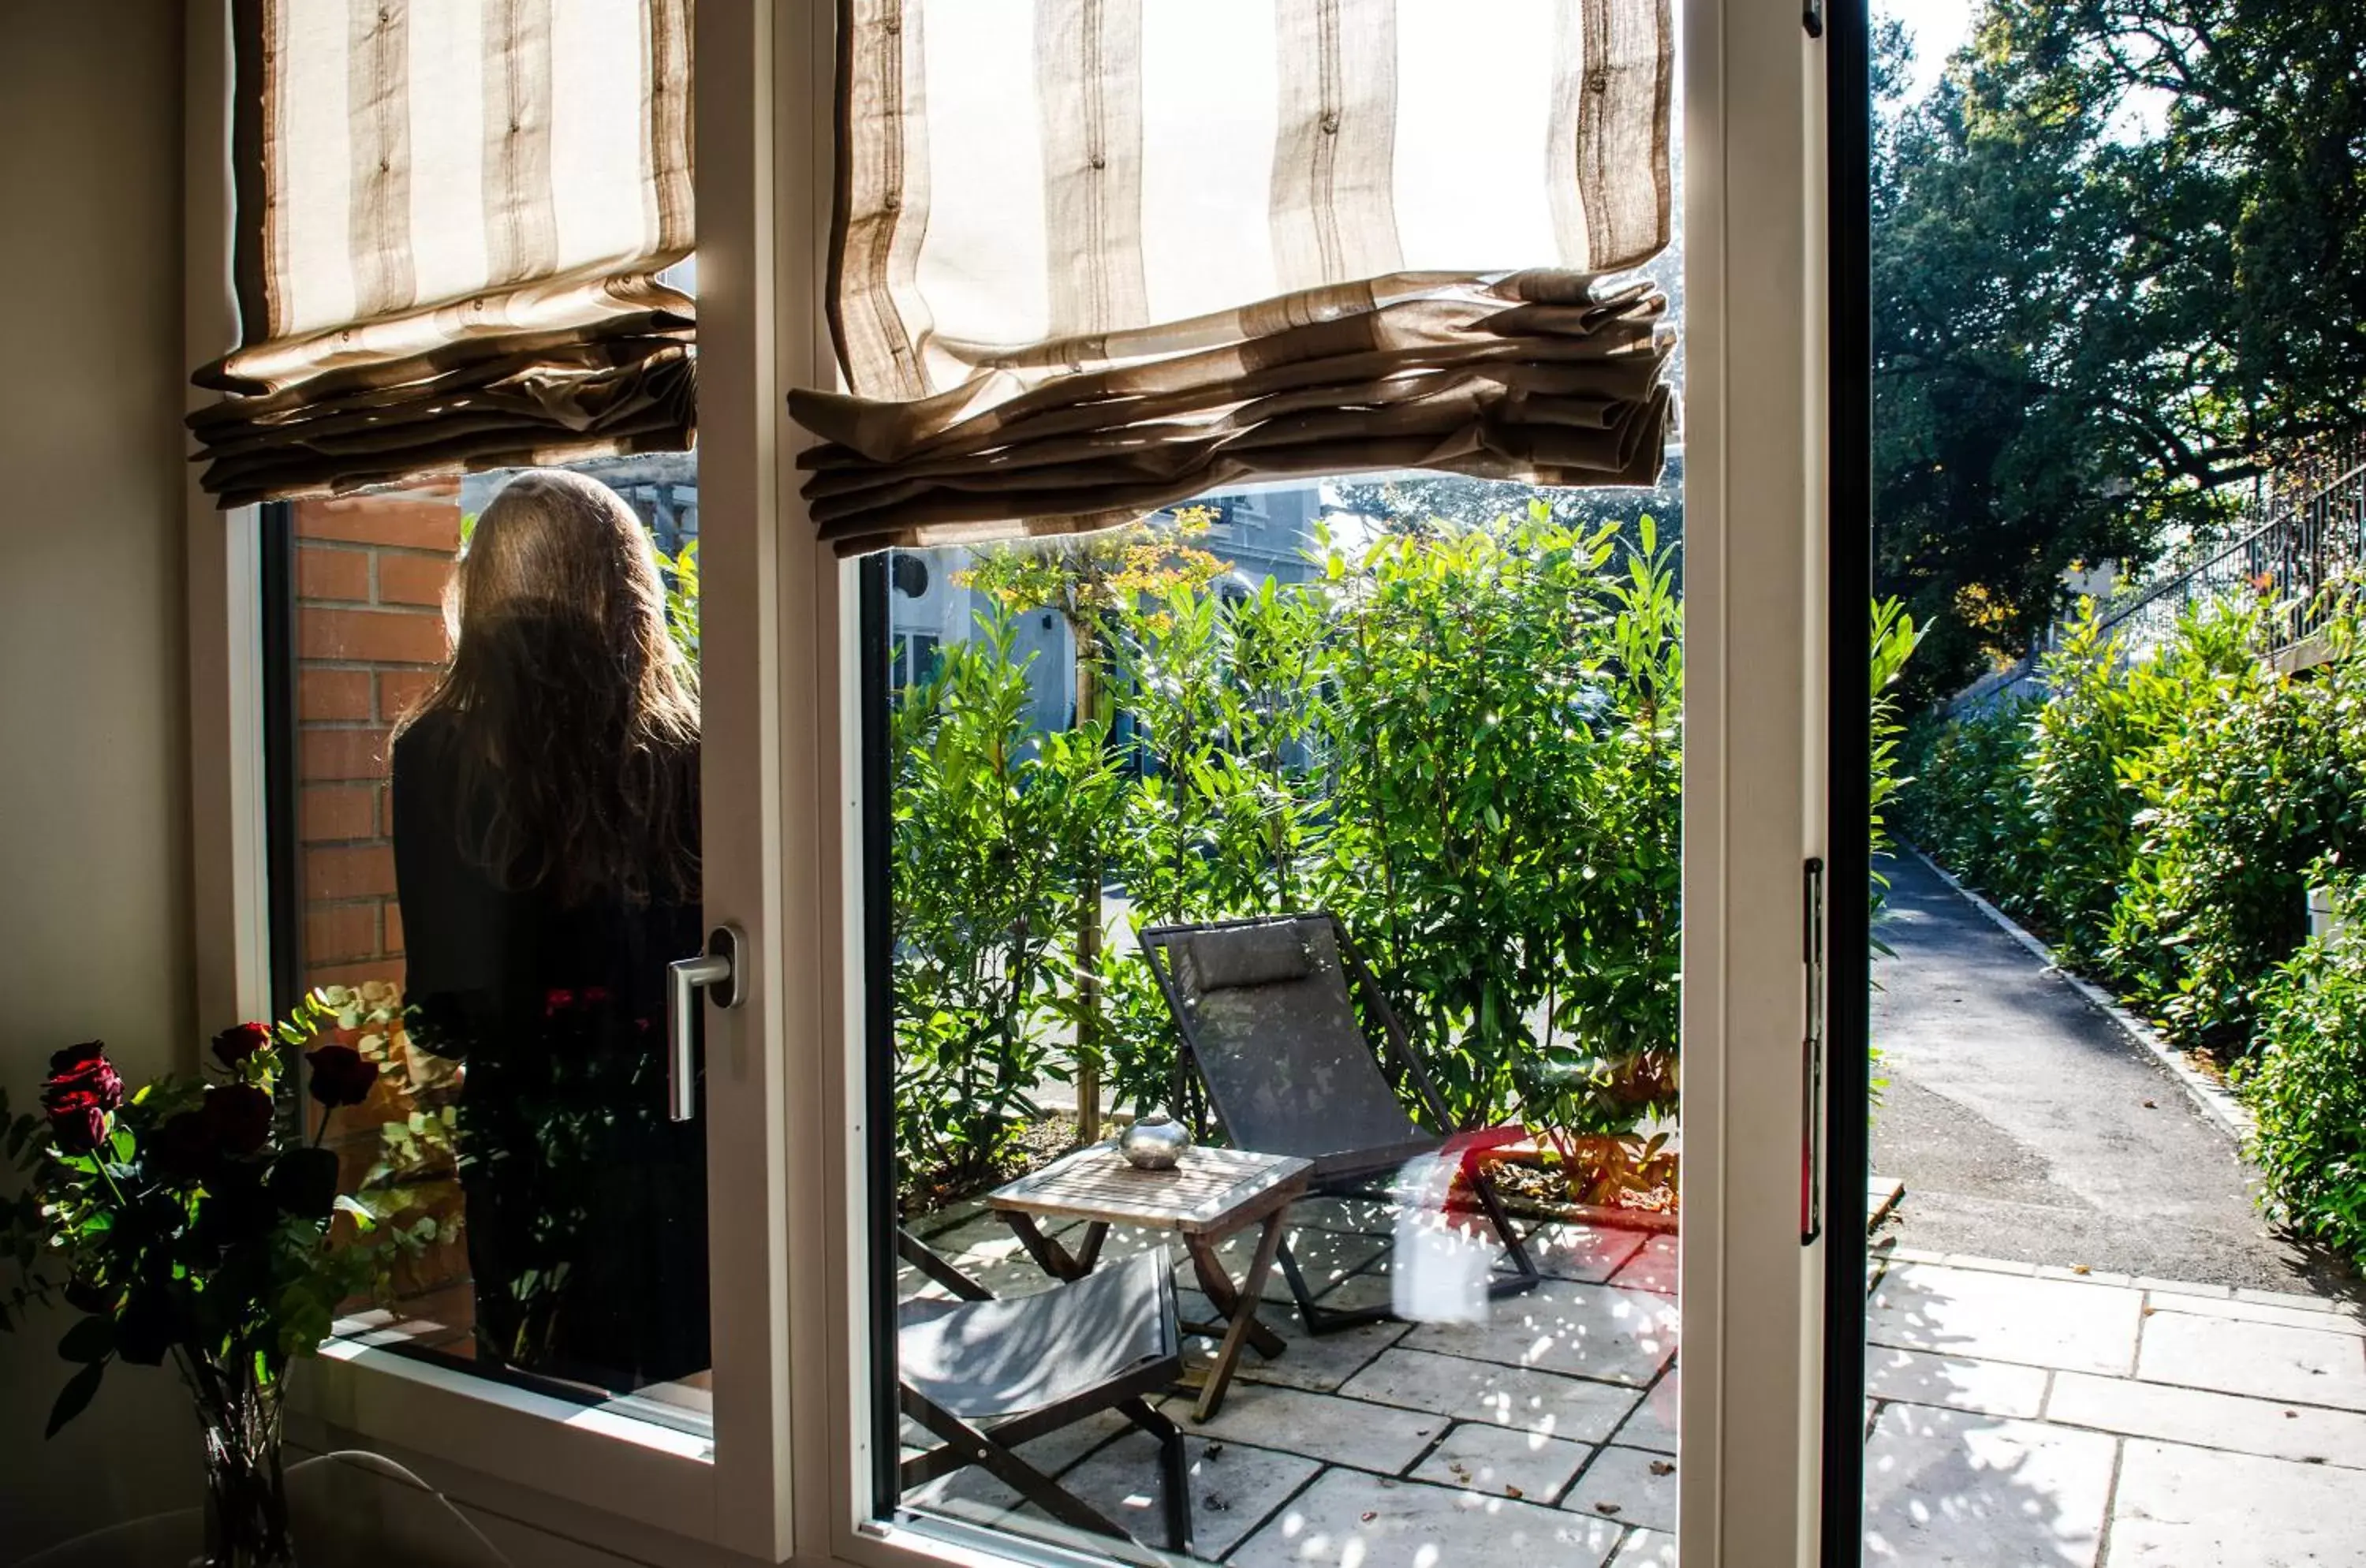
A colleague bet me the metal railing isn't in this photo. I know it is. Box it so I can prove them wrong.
[2096,435,2366,656]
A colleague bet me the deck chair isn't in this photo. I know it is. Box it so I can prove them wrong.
[897,1231,1192,1555]
[1139,911,1542,1334]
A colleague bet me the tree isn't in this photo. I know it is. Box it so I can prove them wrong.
[1872,0,2366,708]
[956,520,1226,1140]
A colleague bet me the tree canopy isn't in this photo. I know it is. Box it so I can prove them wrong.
[1874,0,2366,707]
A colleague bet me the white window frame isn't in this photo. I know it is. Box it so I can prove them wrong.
[185,2,1837,1564]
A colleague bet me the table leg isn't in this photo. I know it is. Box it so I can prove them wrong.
[1188,1213,1289,1422]
[1002,1211,1085,1281]
[1183,1234,1285,1358]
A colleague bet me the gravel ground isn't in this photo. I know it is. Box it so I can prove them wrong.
[1868,852,2358,1299]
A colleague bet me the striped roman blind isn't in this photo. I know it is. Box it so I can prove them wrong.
[793,0,1675,556]
[189,0,696,508]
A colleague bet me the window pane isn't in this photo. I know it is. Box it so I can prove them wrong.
[278,458,713,1430]
[864,470,1685,1564]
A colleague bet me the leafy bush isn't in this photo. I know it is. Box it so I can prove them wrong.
[1909,584,2366,1062]
[2103,595,2366,1048]
[889,614,1122,1184]
[2242,873,2366,1265]
[1898,696,2040,909]
[893,510,1908,1192]
[2024,603,2143,965]
[1318,511,1679,1131]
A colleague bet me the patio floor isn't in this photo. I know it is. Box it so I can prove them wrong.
[901,1204,2366,1567]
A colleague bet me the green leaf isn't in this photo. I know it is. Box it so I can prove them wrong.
[45,1361,105,1438]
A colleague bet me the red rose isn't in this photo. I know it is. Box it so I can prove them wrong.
[197,1084,275,1156]
[43,1089,110,1155]
[43,1043,122,1113]
[41,1043,121,1153]
[304,1044,380,1108]
[211,1021,273,1070]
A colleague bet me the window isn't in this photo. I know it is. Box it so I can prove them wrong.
[858,473,1685,1565]
[181,6,1847,1562]
[265,459,716,1438]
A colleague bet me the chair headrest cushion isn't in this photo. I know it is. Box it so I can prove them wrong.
[1185,923,1316,991]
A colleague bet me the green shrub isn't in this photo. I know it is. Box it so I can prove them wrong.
[2242,874,2366,1265]
[2104,595,2366,1048]
[1898,696,2039,909]
[1317,510,1680,1132]
[889,613,1124,1185]
[2025,603,2142,964]
[893,510,1909,1183]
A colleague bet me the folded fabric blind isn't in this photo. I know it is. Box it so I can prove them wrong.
[793,0,1675,556]
[190,0,696,509]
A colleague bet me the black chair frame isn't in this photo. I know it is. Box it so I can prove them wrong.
[1139,910,1541,1335]
[894,1234,1192,1555]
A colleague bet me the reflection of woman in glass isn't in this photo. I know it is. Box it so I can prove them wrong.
[390,469,706,1391]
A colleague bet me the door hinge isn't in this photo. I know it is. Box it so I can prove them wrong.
[1801,857,1827,1245]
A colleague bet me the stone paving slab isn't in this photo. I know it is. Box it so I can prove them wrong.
[2109,1439,2366,1566]
[1864,1345,2049,1420]
[1868,1261,2143,1376]
[1607,1370,1678,1454]
[1226,1467,1624,1568]
[1180,1383,1445,1473]
[1177,1290,1412,1395]
[1402,1279,1678,1386]
[1609,1234,1677,1294]
[1563,1444,1677,1533]
[2143,1289,2365,1335]
[1864,1403,2115,1566]
[1060,1428,1321,1559]
[1406,1419,1593,1503]
[1338,1346,1643,1443]
[1517,1222,1650,1284]
[2045,1369,2366,1470]
[1609,1527,1677,1566]
[2136,1307,2366,1411]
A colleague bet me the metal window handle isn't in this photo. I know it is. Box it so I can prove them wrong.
[667,924,745,1122]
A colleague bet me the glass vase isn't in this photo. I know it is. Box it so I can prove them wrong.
[196,1368,294,1568]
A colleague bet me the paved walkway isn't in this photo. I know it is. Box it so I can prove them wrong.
[1866,1249,2366,1566]
[1870,852,2356,1297]
[905,1204,2366,1566]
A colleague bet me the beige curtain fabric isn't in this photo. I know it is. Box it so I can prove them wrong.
[795,0,1674,556]
[190,0,696,508]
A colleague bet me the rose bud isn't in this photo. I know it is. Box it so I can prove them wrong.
[211,1021,273,1070]
[42,1089,110,1155]
[304,1044,381,1108]
[197,1084,276,1156]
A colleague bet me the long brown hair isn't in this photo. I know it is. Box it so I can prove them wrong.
[396,469,700,908]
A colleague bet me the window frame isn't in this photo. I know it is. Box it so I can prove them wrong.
[184,2,1844,1564]
[184,1,809,1559]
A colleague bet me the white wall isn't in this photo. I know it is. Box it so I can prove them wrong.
[0,0,203,1551]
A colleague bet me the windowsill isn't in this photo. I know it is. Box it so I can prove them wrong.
[316,1324,716,1463]
[327,1309,718,1446]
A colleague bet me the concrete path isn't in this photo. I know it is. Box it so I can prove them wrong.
[1870,852,2356,1298]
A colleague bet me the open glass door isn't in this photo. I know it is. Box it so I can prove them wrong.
[782,5,1852,1568]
